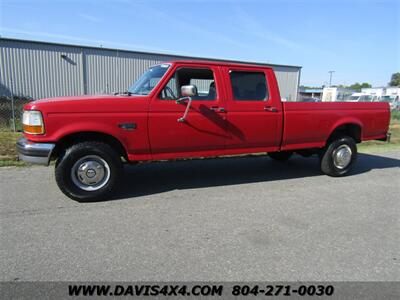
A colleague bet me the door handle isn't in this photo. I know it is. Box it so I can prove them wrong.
[210,106,226,113]
[264,106,278,112]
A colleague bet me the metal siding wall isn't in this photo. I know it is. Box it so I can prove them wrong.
[0,39,300,101]
[272,66,299,101]
[84,50,174,95]
[0,40,83,99]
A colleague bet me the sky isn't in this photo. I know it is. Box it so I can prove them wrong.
[0,0,399,87]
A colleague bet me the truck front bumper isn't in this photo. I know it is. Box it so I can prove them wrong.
[16,138,56,165]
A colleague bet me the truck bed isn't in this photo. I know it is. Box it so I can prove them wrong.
[281,101,390,151]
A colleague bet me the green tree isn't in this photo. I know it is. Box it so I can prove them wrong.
[300,85,321,90]
[348,82,371,92]
[389,73,400,86]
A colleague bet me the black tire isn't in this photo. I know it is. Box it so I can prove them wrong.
[268,151,293,162]
[55,141,122,201]
[320,135,357,177]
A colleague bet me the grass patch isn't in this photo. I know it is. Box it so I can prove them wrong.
[0,112,399,167]
[0,159,29,167]
[391,110,400,121]
[0,130,29,167]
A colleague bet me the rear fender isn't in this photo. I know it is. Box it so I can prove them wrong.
[327,118,363,144]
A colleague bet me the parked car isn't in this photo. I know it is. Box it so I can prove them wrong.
[343,93,373,102]
[380,95,400,110]
[17,60,391,201]
[300,97,321,102]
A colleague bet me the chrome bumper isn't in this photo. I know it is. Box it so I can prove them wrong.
[16,138,55,165]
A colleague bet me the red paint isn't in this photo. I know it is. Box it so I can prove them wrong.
[23,60,391,161]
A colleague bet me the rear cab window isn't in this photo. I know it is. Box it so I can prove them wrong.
[229,71,269,101]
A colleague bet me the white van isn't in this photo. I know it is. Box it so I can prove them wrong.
[380,95,400,110]
[344,93,374,102]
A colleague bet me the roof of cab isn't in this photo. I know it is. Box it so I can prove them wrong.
[167,60,281,69]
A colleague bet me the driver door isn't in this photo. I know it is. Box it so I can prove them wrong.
[148,64,228,159]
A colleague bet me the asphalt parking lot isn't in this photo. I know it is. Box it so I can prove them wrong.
[1,151,399,281]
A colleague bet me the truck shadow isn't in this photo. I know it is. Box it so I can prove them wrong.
[109,152,400,201]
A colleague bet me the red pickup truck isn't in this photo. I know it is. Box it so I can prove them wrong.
[17,60,391,201]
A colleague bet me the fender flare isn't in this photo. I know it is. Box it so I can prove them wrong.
[327,118,363,144]
[51,122,129,158]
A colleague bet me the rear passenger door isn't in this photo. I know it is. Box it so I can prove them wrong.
[221,67,283,152]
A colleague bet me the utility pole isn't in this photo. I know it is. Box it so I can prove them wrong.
[328,71,335,87]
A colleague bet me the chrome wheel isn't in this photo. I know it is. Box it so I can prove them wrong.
[71,155,110,191]
[332,145,352,169]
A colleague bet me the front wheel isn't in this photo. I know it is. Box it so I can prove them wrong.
[320,135,357,177]
[55,141,122,201]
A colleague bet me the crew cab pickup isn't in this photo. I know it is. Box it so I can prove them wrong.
[17,60,391,201]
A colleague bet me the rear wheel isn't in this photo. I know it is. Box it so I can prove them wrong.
[268,151,293,162]
[320,135,357,177]
[55,141,122,201]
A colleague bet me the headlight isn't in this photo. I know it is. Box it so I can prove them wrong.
[22,110,45,134]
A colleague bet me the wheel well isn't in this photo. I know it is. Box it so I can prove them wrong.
[52,132,128,161]
[327,124,362,144]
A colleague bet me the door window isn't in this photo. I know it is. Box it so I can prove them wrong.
[229,71,269,101]
[159,68,217,100]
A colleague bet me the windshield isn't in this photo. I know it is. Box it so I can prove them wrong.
[128,64,170,95]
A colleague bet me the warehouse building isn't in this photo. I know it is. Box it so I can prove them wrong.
[0,38,301,101]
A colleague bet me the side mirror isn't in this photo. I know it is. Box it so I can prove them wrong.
[176,85,197,123]
[181,85,197,97]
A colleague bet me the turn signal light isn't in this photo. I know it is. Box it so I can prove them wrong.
[22,110,45,134]
[23,124,44,134]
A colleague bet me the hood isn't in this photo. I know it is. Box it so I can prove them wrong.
[33,94,114,104]
[24,94,149,113]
